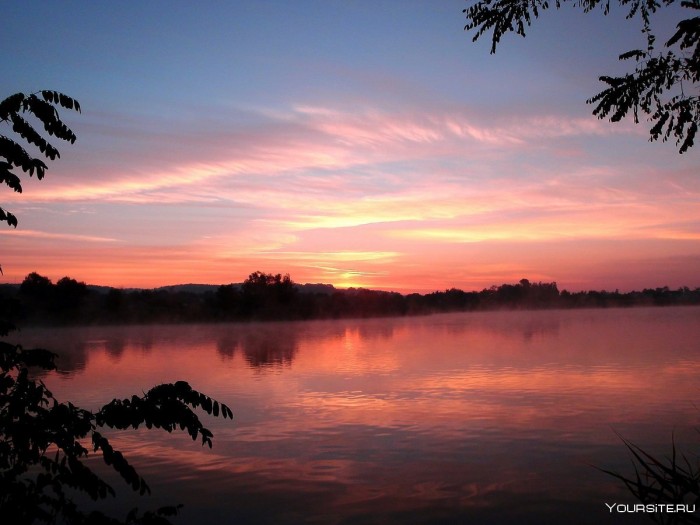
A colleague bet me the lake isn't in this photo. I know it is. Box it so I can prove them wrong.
[13,306,700,524]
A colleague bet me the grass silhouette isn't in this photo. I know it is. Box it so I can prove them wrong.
[601,433,700,524]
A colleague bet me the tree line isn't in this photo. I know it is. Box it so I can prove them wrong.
[1,91,236,525]
[1,272,698,327]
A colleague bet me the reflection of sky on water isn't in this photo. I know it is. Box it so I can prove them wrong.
[8,307,700,524]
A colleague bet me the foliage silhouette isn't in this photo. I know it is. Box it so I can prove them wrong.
[0,332,233,524]
[1,91,81,227]
[1,91,234,524]
[2,271,699,327]
[463,0,700,152]
[600,434,700,524]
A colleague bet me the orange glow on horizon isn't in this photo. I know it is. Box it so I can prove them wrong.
[1,105,698,294]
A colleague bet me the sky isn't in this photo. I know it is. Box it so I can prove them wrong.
[1,1,699,293]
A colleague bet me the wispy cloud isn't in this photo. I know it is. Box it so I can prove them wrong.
[11,104,635,206]
[0,229,117,243]
[3,101,698,292]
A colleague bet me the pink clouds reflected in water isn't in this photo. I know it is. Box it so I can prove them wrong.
[15,307,700,524]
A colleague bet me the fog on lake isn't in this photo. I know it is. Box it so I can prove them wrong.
[14,306,700,524]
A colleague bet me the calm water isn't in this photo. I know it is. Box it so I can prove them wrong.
[14,307,700,524]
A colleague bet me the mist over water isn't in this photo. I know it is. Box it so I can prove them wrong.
[16,307,700,524]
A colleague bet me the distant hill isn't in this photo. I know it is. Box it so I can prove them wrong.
[296,283,337,295]
[153,284,221,294]
[83,282,338,295]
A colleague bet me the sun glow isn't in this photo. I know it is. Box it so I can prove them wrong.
[2,48,699,292]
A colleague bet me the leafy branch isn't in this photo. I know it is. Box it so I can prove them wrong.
[0,341,233,524]
[0,91,81,227]
[1,88,236,523]
[464,0,700,152]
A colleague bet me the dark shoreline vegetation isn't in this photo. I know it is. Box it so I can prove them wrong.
[2,270,699,327]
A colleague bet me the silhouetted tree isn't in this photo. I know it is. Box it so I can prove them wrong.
[0,338,233,525]
[240,271,298,319]
[105,287,126,318]
[52,276,88,317]
[17,272,54,320]
[1,92,234,524]
[464,0,700,152]
[1,91,80,227]
[215,284,241,319]
[19,272,53,301]
[4,271,699,324]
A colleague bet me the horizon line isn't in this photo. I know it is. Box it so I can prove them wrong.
[2,272,699,297]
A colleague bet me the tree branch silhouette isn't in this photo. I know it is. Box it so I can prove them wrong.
[464,0,700,152]
[1,91,80,227]
[0,92,234,524]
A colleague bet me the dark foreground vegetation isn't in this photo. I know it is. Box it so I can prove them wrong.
[1,91,236,525]
[2,271,699,327]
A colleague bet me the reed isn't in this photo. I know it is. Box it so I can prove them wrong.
[601,434,700,524]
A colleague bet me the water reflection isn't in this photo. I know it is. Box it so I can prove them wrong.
[6,307,700,524]
[441,309,561,343]
[216,324,299,369]
[105,336,126,359]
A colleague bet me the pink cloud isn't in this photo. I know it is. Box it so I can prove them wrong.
[3,102,698,292]
[8,104,640,206]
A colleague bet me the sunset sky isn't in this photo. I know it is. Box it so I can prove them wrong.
[2,1,699,293]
